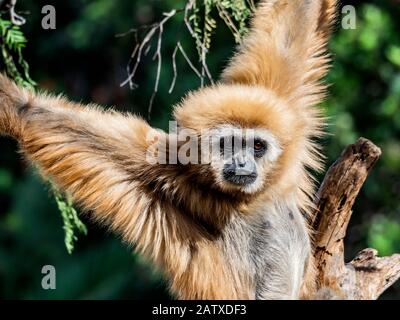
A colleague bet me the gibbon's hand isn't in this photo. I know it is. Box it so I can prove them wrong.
[0,74,30,138]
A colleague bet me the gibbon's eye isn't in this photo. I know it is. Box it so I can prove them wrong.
[253,139,267,158]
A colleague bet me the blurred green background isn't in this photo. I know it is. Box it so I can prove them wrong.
[0,0,399,299]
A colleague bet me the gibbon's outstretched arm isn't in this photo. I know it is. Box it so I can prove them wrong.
[0,75,151,227]
[0,74,200,273]
[222,0,337,103]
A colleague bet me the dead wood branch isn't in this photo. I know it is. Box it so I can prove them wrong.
[312,137,400,299]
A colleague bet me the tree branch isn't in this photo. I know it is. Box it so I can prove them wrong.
[312,137,400,299]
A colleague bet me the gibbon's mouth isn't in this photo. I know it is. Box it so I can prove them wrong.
[222,171,258,186]
[222,161,258,186]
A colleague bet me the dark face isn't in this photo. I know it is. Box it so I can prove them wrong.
[206,125,282,194]
[219,135,267,187]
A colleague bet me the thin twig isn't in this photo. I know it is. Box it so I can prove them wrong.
[120,0,229,115]
[9,0,25,26]
[178,43,202,79]
[215,2,242,43]
[115,22,158,38]
[148,11,168,116]
[169,44,179,94]
[121,10,178,88]
[120,9,178,116]
[120,26,157,87]
[169,41,202,94]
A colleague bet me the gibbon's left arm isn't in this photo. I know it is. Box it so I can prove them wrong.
[222,0,337,106]
[0,74,197,272]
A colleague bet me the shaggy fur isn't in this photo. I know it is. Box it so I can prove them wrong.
[0,0,337,299]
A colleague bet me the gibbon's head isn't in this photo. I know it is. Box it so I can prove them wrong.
[172,0,334,199]
[173,84,319,196]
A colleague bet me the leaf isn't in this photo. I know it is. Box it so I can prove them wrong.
[52,184,88,254]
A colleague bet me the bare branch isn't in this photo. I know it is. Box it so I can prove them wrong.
[169,44,179,94]
[313,138,382,259]
[147,10,170,115]
[169,42,203,94]
[120,10,177,88]
[312,138,400,299]
[119,1,219,115]
[215,2,242,43]
[178,42,203,80]
[120,26,157,88]
[349,249,400,300]
[8,0,26,26]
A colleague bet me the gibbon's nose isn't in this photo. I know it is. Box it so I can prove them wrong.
[222,161,257,186]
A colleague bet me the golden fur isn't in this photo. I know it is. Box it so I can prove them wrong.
[0,0,337,299]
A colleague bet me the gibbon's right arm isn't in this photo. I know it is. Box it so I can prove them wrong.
[0,74,196,272]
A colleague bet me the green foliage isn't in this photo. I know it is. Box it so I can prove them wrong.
[0,18,35,88]
[368,216,400,257]
[218,0,253,41]
[203,0,216,50]
[52,186,88,255]
[189,0,253,63]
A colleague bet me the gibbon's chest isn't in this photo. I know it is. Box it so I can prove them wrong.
[222,204,311,300]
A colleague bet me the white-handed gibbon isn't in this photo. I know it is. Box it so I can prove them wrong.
[0,0,337,299]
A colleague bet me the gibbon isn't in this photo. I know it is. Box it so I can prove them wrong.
[0,0,337,299]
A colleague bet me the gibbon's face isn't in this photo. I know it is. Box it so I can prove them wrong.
[174,85,306,195]
[201,125,282,194]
